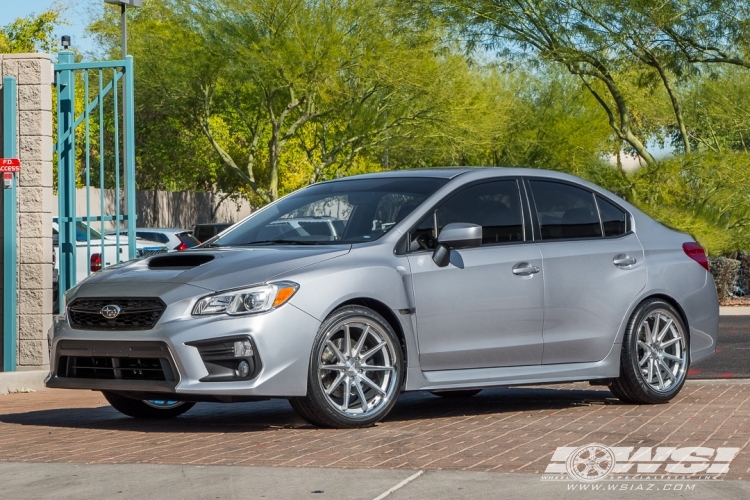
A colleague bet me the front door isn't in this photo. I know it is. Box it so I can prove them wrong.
[406,180,545,371]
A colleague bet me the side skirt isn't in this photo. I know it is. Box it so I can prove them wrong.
[404,342,621,391]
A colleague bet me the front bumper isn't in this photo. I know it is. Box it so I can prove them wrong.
[46,303,321,398]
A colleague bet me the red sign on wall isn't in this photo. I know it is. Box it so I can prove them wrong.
[0,158,21,172]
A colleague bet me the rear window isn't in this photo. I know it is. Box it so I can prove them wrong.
[137,232,169,244]
[178,232,201,248]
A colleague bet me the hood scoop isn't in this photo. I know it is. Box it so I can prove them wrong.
[148,254,215,269]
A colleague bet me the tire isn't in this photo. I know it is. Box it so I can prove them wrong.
[608,299,689,404]
[103,391,195,419]
[290,306,404,428]
[429,389,482,398]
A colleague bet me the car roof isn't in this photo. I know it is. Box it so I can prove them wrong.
[325,168,472,181]
[318,167,592,182]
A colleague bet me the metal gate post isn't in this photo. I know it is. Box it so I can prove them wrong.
[2,76,18,372]
[124,55,136,259]
[56,51,77,296]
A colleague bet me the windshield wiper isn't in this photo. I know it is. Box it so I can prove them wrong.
[240,240,321,246]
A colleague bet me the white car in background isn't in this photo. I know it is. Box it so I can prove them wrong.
[52,221,167,284]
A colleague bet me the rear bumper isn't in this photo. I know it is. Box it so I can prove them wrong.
[682,274,720,363]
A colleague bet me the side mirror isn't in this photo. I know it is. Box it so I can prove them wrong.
[432,223,482,267]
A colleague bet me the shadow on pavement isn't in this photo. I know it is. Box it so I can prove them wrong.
[0,386,622,433]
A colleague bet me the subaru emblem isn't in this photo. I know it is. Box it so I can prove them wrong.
[101,304,121,319]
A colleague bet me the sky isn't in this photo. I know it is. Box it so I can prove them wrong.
[1,0,101,56]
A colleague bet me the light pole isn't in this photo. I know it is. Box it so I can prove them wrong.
[104,0,141,59]
[103,0,141,241]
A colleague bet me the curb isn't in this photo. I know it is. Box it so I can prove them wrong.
[0,370,48,395]
[686,378,750,385]
[719,306,750,316]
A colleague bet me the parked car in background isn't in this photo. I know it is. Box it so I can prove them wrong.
[106,228,200,251]
[259,216,345,241]
[193,223,232,243]
[52,221,168,285]
[48,168,718,428]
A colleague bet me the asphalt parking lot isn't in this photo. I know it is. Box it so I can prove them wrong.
[690,316,750,378]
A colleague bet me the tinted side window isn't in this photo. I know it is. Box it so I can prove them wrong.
[410,180,524,250]
[529,181,602,240]
[195,227,213,242]
[597,195,627,236]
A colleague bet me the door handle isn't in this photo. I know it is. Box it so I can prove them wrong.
[512,262,540,276]
[613,254,637,267]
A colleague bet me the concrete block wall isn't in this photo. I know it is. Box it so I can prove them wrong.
[0,53,54,371]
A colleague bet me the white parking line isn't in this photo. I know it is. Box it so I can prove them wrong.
[371,470,424,500]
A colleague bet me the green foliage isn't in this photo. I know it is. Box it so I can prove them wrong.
[77,0,750,252]
[682,67,750,153]
[580,153,750,255]
[0,7,63,53]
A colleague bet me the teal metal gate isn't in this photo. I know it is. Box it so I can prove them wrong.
[2,75,18,371]
[54,51,136,309]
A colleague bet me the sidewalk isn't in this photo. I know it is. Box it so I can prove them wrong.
[0,370,48,395]
[720,306,750,316]
[1,462,748,500]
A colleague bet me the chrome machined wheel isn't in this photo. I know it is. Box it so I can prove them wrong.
[635,309,687,392]
[316,319,399,419]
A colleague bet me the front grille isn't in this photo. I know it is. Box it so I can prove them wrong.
[57,355,173,381]
[68,298,166,330]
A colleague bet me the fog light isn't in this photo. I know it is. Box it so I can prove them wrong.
[234,340,253,357]
[237,360,250,378]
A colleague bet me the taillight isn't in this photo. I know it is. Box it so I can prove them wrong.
[682,242,709,272]
[175,241,188,251]
[90,253,102,273]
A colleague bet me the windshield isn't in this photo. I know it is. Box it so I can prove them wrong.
[76,222,103,241]
[213,177,448,246]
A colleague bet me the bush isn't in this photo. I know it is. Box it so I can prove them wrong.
[738,253,750,297]
[709,257,741,301]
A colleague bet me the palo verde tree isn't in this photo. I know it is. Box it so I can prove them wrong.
[0,7,62,53]
[169,0,467,202]
[431,0,750,163]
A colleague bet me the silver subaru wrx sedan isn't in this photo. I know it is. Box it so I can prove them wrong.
[46,168,719,428]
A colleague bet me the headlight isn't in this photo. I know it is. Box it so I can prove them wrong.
[192,281,299,316]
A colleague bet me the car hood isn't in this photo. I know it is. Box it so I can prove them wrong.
[75,245,351,293]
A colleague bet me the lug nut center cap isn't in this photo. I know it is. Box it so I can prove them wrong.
[345,359,361,376]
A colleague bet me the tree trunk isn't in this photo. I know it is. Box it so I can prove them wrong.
[649,57,691,154]
[624,130,657,166]
[268,138,279,201]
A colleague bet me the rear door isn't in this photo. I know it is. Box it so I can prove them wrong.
[526,179,646,364]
